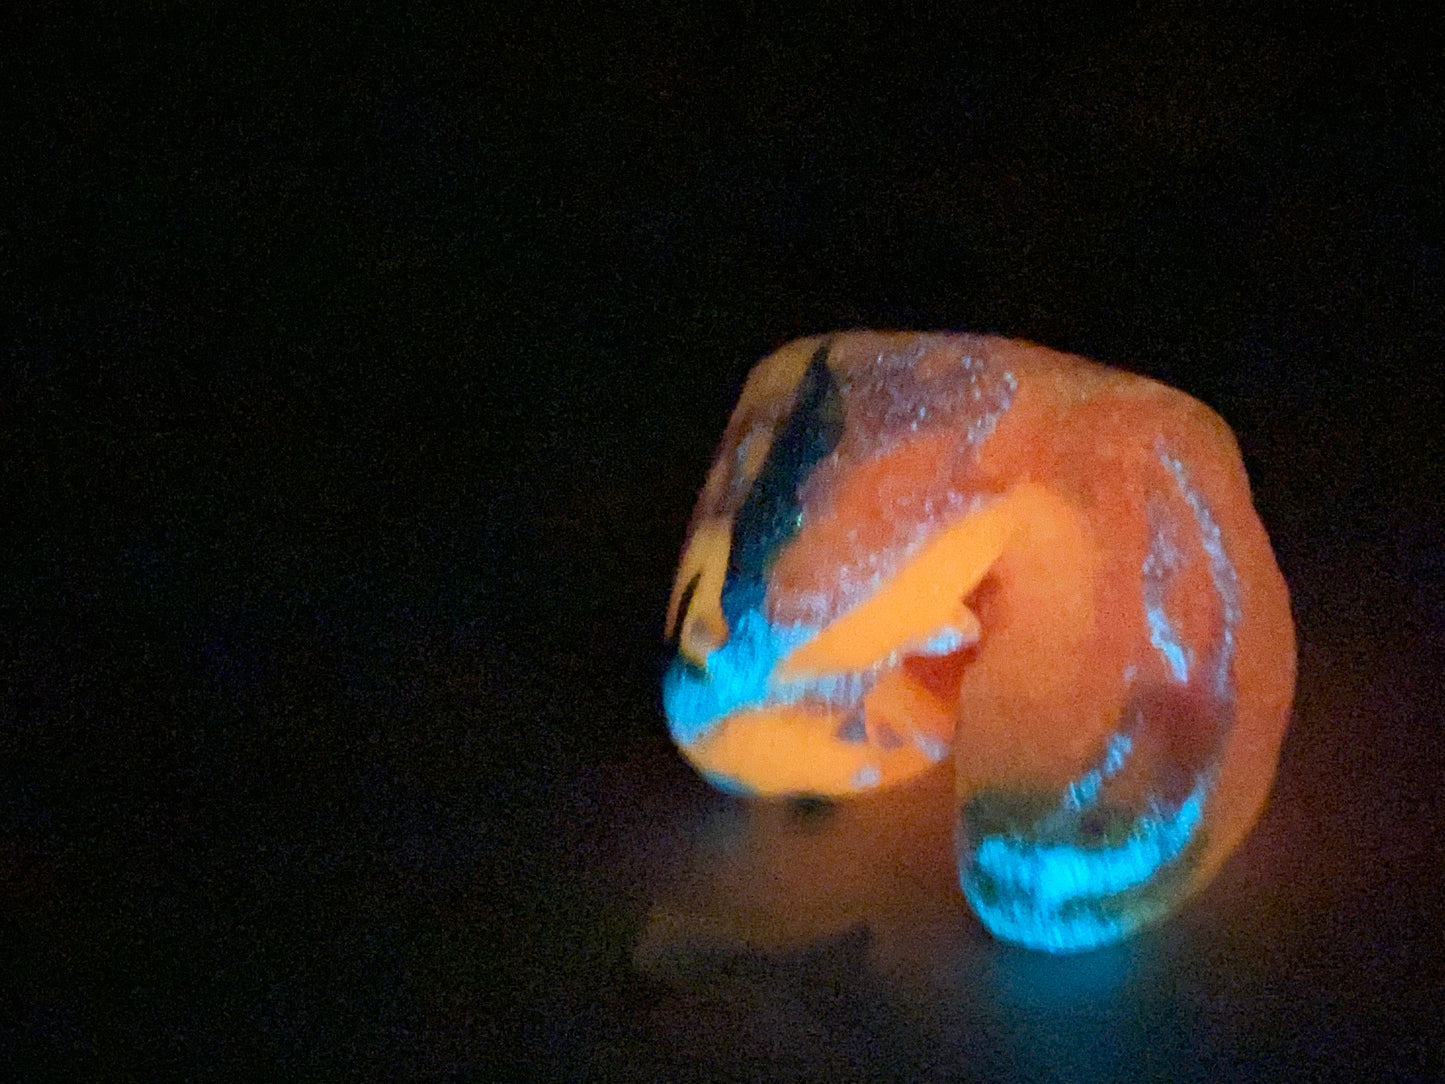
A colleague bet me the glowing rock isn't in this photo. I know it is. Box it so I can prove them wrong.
[663,332,1296,952]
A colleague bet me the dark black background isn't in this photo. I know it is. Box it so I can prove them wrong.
[4,2,1443,1079]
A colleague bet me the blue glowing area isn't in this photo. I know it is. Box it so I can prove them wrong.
[1146,604,1191,682]
[703,771,755,796]
[959,780,1208,953]
[664,597,891,748]
[1064,732,1132,810]
[974,788,1203,906]
[663,609,815,745]
[1142,499,1192,683]
[915,624,972,656]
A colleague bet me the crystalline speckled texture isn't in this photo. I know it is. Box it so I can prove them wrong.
[768,335,1017,627]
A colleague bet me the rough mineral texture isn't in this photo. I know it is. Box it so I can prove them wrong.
[664,332,1296,951]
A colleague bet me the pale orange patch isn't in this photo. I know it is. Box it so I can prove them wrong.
[683,703,939,798]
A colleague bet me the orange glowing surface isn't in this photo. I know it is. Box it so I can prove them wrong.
[662,332,1295,951]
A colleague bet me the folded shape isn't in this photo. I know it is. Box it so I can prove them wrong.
[662,332,1296,951]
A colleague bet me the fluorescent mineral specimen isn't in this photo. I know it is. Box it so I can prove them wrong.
[663,332,1296,952]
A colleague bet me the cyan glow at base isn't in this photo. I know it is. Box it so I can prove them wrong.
[662,609,818,747]
[959,781,1208,953]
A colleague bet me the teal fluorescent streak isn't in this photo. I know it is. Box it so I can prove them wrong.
[662,609,814,746]
[663,607,876,748]
[963,890,1136,953]
[962,779,1208,953]
[1146,602,1190,682]
[703,771,755,796]
[974,787,1204,905]
[1064,732,1133,810]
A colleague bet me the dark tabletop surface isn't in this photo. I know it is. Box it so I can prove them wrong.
[5,3,1443,1080]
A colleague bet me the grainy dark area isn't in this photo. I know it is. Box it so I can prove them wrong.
[3,2,1442,1079]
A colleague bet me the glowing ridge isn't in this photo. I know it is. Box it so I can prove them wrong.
[961,778,1207,953]
[1147,606,1190,682]
[1143,503,1191,682]
[1064,732,1133,810]
[1158,445,1242,699]
[663,607,879,747]
[975,788,1203,904]
[662,609,816,745]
